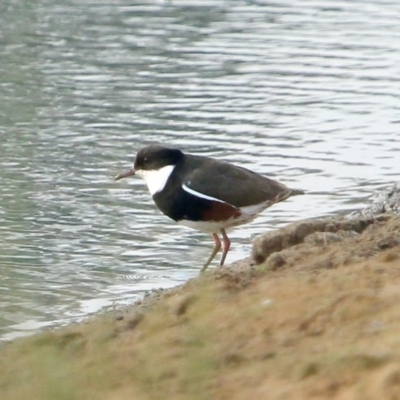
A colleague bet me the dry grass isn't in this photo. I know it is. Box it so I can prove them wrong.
[2,216,400,400]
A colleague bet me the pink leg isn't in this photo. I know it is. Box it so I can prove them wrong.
[201,233,221,273]
[219,229,231,266]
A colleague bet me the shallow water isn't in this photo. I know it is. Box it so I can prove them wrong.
[1,0,399,340]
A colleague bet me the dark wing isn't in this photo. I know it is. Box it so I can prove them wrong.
[179,155,291,208]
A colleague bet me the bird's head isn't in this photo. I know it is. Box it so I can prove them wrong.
[115,145,184,195]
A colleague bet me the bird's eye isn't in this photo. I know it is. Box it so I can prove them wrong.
[143,157,149,164]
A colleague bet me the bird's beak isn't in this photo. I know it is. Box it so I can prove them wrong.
[114,168,136,181]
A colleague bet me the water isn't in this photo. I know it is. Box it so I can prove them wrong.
[1,0,399,340]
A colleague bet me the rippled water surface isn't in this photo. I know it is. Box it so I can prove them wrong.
[1,0,399,340]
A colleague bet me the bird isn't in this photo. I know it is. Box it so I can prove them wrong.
[115,145,304,273]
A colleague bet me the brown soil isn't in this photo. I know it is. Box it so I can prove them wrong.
[1,214,400,400]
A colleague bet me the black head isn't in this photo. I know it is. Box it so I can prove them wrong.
[115,145,184,181]
[134,145,184,171]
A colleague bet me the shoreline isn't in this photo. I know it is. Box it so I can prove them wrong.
[1,204,400,398]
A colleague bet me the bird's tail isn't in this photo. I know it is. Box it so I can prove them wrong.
[290,188,305,196]
[272,187,304,206]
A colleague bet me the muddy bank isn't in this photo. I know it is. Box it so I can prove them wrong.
[1,206,400,399]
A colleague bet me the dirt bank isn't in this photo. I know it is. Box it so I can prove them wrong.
[1,214,400,400]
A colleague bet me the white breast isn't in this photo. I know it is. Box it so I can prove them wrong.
[135,165,175,195]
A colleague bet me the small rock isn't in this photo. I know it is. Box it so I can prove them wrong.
[348,182,400,218]
[266,253,286,270]
[378,236,400,250]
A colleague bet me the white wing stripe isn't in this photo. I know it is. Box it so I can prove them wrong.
[182,184,225,204]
